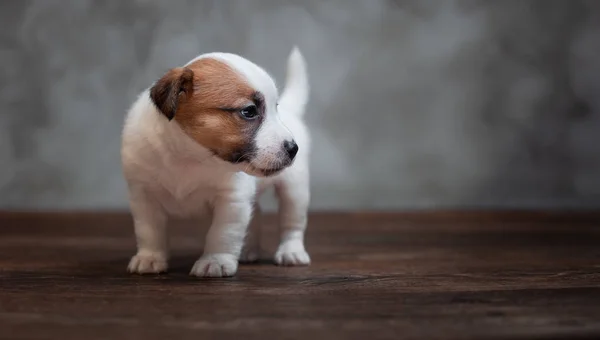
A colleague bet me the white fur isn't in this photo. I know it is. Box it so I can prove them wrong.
[121,47,311,277]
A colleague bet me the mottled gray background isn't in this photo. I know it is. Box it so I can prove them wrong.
[2,0,600,211]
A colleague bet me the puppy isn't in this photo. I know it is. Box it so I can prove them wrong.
[121,47,311,277]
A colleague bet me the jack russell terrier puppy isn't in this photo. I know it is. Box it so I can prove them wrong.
[121,47,311,277]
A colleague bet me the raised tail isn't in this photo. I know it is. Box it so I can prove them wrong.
[278,46,309,117]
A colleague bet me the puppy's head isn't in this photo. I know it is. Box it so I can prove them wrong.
[149,54,297,177]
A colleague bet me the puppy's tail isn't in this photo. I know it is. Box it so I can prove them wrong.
[279,46,309,118]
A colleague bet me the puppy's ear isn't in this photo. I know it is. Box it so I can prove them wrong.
[150,67,194,120]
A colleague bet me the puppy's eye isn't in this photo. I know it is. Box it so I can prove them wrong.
[239,105,258,120]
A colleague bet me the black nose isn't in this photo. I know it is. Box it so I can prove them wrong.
[283,140,299,160]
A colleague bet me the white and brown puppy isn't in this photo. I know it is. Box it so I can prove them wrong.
[121,47,310,278]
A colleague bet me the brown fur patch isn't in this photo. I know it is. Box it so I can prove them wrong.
[150,58,262,162]
[150,67,194,120]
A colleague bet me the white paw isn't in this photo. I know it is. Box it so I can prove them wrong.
[274,242,311,266]
[127,251,168,274]
[190,253,238,278]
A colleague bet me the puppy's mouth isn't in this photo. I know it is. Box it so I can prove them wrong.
[249,164,286,177]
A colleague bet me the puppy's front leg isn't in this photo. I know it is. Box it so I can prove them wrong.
[127,186,169,274]
[190,197,252,278]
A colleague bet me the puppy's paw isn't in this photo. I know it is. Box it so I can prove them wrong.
[274,241,311,266]
[190,253,238,278]
[128,251,168,274]
[239,246,259,263]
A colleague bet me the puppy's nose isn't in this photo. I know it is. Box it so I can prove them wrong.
[283,140,299,160]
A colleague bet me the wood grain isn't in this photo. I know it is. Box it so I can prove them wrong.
[0,211,599,340]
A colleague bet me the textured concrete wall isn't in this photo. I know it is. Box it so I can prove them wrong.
[2,0,600,210]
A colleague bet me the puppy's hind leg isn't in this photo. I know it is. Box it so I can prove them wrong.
[240,203,262,263]
[274,173,311,266]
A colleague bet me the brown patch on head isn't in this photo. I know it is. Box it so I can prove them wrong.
[149,57,264,162]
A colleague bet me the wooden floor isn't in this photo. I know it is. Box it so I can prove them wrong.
[1,211,600,340]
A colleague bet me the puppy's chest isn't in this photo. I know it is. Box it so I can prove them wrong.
[151,162,220,216]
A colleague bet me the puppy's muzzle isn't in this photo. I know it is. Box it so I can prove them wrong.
[283,140,299,161]
[253,140,299,177]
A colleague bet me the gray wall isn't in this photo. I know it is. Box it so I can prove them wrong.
[2,0,600,211]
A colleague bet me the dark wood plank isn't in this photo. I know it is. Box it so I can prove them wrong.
[0,211,600,340]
